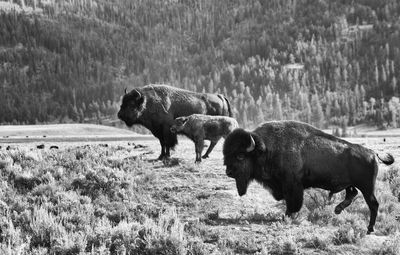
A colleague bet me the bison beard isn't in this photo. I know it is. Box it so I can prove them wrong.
[233,159,254,196]
[223,121,395,234]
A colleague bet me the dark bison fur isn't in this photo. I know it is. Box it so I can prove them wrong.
[118,84,232,160]
[223,120,394,234]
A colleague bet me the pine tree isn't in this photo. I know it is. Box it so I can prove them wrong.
[272,93,283,120]
[311,94,324,128]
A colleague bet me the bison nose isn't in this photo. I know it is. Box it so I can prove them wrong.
[226,168,234,178]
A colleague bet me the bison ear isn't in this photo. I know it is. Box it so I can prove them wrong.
[124,88,128,95]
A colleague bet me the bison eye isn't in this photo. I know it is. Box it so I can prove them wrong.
[236,154,245,161]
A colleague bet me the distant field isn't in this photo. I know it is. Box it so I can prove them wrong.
[0,126,399,254]
[0,124,154,143]
[0,123,134,137]
[1,123,399,141]
[324,124,400,137]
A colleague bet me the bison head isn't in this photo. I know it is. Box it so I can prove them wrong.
[170,116,188,133]
[118,88,145,127]
[223,129,266,196]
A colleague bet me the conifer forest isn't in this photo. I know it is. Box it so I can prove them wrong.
[1,0,400,131]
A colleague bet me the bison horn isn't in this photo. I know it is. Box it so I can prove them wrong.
[246,134,255,152]
[124,88,127,95]
[133,88,142,98]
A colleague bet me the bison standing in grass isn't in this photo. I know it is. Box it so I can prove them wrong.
[170,114,238,162]
[223,120,394,234]
[118,84,232,160]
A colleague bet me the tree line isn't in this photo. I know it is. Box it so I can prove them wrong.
[1,0,400,133]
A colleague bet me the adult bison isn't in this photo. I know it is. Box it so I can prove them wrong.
[223,120,394,234]
[118,84,232,159]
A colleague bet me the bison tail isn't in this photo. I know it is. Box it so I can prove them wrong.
[376,153,394,165]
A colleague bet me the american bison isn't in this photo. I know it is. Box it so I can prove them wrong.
[223,120,394,234]
[170,114,238,162]
[118,84,232,160]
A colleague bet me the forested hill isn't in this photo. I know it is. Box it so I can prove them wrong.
[1,0,400,131]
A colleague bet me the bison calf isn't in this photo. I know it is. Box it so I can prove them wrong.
[171,114,238,163]
[223,120,394,234]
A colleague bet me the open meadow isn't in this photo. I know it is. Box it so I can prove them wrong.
[0,125,400,254]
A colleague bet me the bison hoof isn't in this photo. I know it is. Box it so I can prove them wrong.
[334,206,343,214]
[158,155,170,161]
[201,155,209,159]
[367,228,374,235]
[195,160,201,163]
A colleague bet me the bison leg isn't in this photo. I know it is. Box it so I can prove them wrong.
[194,139,204,163]
[283,176,304,216]
[361,191,379,234]
[164,134,177,159]
[157,141,171,160]
[165,145,171,158]
[156,132,166,160]
[158,142,167,160]
[202,140,218,159]
[159,127,177,160]
[334,187,358,214]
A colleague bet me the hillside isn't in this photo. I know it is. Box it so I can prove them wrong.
[1,0,400,130]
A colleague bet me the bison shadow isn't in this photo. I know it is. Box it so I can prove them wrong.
[151,157,182,168]
[202,213,282,226]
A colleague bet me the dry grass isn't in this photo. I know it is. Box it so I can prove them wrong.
[0,124,136,137]
[0,134,399,254]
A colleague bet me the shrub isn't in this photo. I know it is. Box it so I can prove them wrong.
[220,234,262,254]
[135,207,187,255]
[332,222,365,245]
[108,221,142,254]
[0,216,30,254]
[29,206,67,248]
[382,166,400,202]
[377,215,400,235]
[268,235,299,255]
[50,231,87,254]
[307,206,334,225]
[187,241,207,255]
[372,233,400,255]
[302,234,330,251]
[304,189,335,224]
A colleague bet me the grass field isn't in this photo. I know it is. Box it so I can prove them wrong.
[0,125,400,254]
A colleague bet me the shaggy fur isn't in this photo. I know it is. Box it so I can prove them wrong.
[223,120,394,234]
[118,84,232,159]
[171,114,238,162]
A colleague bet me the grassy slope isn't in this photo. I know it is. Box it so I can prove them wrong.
[0,135,399,254]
